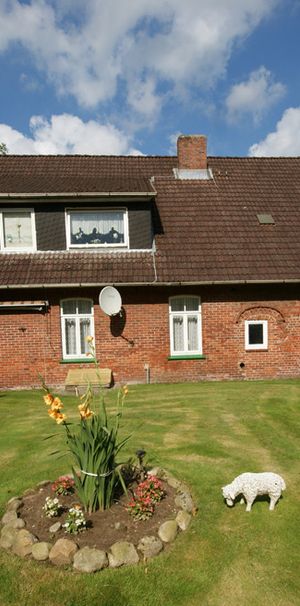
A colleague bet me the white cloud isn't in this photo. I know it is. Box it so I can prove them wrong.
[0,0,280,122]
[0,114,141,155]
[226,67,286,124]
[249,107,300,156]
[127,77,163,122]
[168,131,181,155]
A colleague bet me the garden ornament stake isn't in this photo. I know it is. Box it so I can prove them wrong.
[136,449,146,480]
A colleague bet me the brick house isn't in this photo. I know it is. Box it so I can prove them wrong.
[0,134,299,389]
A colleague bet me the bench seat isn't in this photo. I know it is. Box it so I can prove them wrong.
[65,368,112,394]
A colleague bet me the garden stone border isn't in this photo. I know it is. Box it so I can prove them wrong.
[0,469,196,573]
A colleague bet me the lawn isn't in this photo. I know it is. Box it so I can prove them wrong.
[0,380,299,606]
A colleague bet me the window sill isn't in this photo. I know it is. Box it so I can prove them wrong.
[245,348,268,352]
[60,358,97,364]
[168,355,206,361]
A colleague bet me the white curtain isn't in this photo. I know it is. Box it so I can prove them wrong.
[70,212,124,238]
[80,319,91,354]
[173,316,184,351]
[187,316,198,351]
[65,319,76,355]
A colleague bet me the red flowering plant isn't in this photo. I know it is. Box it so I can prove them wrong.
[127,475,165,521]
[51,475,75,496]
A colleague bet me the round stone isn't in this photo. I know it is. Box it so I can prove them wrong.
[108,541,139,568]
[49,522,61,534]
[12,529,38,557]
[6,498,23,513]
[137,535,163,558]
[0,525,18,550]
[175,491,194,513]
[73,546,108,573]
[2,511,18,526]
[49,538,78,566]
[32,542,52,561]
[158,520,178,543]
[176,510,192,530]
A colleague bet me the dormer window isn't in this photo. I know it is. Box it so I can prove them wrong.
[0,209,36,251]
[66,209,128,248]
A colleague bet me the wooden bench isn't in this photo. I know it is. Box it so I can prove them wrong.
[65,368,112,394]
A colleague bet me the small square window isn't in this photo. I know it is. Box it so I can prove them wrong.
[245,320,268,350]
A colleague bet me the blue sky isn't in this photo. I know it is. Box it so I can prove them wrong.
[0,0,300,156]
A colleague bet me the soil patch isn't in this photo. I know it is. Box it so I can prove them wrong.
[20,481,177,551]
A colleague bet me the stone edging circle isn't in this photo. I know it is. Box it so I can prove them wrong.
[0,467,197,573]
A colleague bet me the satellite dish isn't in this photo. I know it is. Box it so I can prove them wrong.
[99,286,122,316]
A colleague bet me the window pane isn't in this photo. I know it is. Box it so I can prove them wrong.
[248,323,263,345]
[65,319,77,355]
[78,300,92,314]
[173,316,184,351]
[3,212,32,249]
[62,300,77,315]
[185,297,199,312]
[70,211,124,245]
[187,316,199,350]
[80,319,91,354]
[170,298,184,312]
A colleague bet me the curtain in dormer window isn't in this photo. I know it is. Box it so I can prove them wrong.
[70,211,124,245]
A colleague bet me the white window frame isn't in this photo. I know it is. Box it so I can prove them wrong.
[60,298,95,360]
[0,208,36,252]
[169,295,202,356]
[245,320,268,350]
[65,208,129,249]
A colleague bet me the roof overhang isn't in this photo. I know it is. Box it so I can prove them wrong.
[0,280,299,289]
[0,191,157,199]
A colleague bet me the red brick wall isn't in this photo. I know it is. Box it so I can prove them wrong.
[0,284,299,389]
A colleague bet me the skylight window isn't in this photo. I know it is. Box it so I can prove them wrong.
[256,213,275,225]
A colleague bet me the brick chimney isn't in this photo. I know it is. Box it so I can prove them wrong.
[177,134,207,170]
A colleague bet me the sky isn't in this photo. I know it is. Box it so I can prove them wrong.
[0,0,300,157]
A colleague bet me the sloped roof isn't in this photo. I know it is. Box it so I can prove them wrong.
[0,154,300,285]
[0,155,172,194]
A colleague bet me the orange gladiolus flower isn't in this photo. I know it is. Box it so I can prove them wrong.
[51,397,63,411]
[55,413,67,424]
[44,394,54,406]
[48,409,67,423]
[78,403,94,419]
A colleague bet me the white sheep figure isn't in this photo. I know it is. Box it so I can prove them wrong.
[222,472,286,512]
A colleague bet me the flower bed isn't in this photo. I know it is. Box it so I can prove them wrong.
[0,468,196,573]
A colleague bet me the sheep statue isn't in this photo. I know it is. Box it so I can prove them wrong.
[222,472,286,512]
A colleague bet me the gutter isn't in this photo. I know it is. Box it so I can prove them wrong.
[0,191,157,199]
[0,279,300,289]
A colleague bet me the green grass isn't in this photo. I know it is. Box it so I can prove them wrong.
[0,380,299,606]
